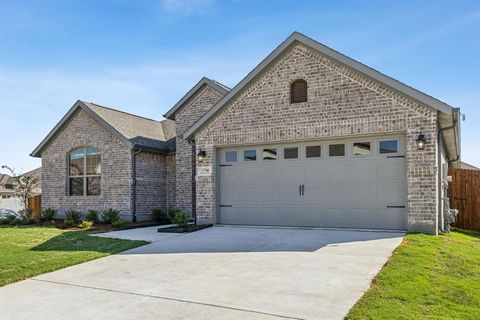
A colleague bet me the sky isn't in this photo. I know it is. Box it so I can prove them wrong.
[0,0,479,173]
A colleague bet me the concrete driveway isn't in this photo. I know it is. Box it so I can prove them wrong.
[0,226,404,320]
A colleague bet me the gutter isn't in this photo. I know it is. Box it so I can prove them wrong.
[438,109,460,166]
[131,147,143,222]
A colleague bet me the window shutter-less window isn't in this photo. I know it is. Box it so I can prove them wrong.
[291,79,307,103]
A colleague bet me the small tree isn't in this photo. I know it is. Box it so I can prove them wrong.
[1,165,40,218]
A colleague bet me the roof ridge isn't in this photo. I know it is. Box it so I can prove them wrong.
[83,101,161,123]
[207,78,231,91]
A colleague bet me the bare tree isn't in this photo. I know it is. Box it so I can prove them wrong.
[1,165,40,217]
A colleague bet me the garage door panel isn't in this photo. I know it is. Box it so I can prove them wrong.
[376,158,405,180]
[219,206,406,230]
[217,135,406,230]
[376,182,405,205]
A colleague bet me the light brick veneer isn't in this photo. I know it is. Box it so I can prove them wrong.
[41,109,134,219]
[174,85,224,214]
[194,44,439,234]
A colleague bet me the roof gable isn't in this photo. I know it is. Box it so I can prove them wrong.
[31,100,173,157]
[184,32,454,140]
[164,77,230,120]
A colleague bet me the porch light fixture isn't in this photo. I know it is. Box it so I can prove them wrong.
[197,150,207,162]
[416,133,426,150]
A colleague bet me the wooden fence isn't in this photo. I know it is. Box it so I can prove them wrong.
[449,168,480,231]
[28,195,42,219]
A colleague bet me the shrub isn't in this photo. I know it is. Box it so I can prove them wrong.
[101,208,120,224]
[9,218,23,225]
[27,217,39,225]
[112,220,127,229]
[18,208,33,219]
[167,208,181,222]
[42,208,56,221]
[64,210,81,222]
[85,209,99,222]
[78,220,94,229]
[63,220,75,228]
[152,208,169,224]
[0,219,9,225]
[172,211,190,229]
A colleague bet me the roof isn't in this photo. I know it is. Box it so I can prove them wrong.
[184,31,455,140]
[0,174,14,186]
[461,161,479,170]
[31,100,175,157]
[164,77,230,120]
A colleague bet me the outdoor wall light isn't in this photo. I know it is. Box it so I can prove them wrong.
[416,133,426,150]
[197,150,207,162]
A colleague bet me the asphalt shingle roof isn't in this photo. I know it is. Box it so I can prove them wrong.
[82,101,176,152]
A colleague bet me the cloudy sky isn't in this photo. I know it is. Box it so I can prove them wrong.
[0,0,479,172]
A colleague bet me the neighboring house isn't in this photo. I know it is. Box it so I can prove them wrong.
[31,32,461,234]
[461,162,479,170]
[0,168,42,211]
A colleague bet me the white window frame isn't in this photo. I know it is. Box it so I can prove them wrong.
[68,147,101,197]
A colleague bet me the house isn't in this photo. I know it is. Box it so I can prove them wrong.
[0,168,42,211]
[461,162,479,170]
[31,32,461,234]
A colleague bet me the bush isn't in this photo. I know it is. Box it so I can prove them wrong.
[167,208,181,222]
[152,208,169,224]
[112,220,127,229]
[172,211,190,229]
[9,218,23,225]
[85,209,99,222]
[101,208,120,224]
[0,219,9,225]
[63,220,75,228]
[64,210,81,222]
[26,217,39,225]
[42,208,56,221]
[78,220,94,229]
[18,208,33,219]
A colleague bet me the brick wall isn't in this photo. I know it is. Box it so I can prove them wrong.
[134,151,166,220]
[194,44,439,234]
[41,109,134,219]
[174,85,224,213]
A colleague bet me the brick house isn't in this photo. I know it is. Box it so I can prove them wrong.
[31,32,460,234]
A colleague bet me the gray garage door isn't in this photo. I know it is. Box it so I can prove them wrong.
[217,135,406,230]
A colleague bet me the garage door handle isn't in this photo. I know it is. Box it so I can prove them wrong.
[386,205,405,208]
[301,184,305,196]
[299,184,302,196]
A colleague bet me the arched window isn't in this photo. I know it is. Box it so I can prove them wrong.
[290,79,307,103]
[68,147,101,196]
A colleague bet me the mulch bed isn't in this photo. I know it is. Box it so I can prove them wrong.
[157,224,212,233]
[43,220,169,232]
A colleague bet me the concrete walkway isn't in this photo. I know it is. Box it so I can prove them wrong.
[0,226,404,320]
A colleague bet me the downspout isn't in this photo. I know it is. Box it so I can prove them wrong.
[188,139,197,225]
[437,110,460,232]
[132,147,142,222]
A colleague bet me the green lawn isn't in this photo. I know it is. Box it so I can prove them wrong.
[0,226,148,286]
[348,229,480,320]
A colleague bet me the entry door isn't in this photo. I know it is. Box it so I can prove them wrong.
[217,135,406,230]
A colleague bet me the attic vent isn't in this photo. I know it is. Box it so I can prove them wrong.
[290,79,307,103]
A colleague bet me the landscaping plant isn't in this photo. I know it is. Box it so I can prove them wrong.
[78,221,94,229]
[85,209,99,223]
[167,207,181,222]
[172,211,190,229]
[42,208,56,221]
[112,220,127,229]
[152,208,169,224]
[64,210,81,222]
[101,208,120,224]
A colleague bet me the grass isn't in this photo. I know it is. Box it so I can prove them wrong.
[348,229,480,320]
[0,225,148,286]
